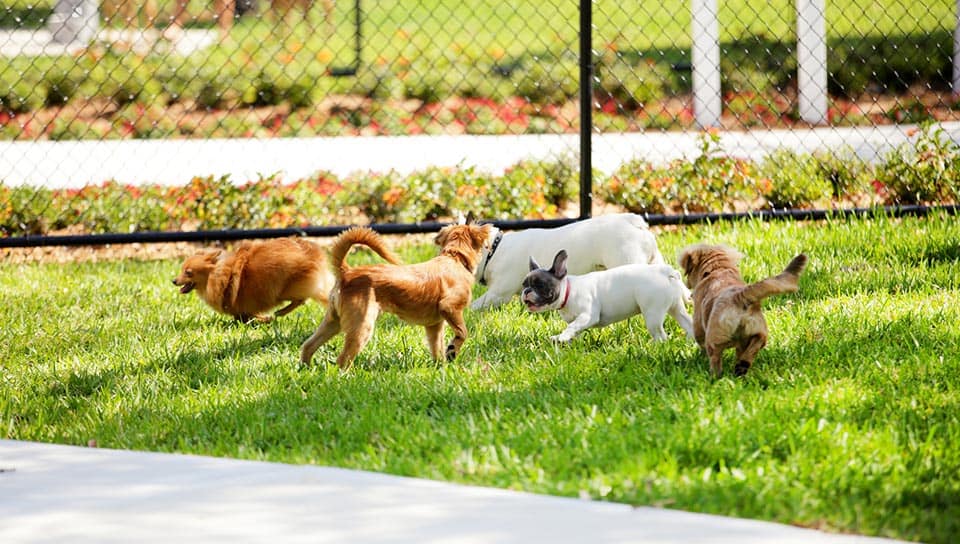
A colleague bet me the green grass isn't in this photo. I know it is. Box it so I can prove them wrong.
[2,213,960,542]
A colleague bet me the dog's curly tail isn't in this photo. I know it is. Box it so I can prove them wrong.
[329,227,403,280]
[736,253,808,307]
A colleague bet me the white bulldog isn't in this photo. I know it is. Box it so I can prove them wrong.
[521,249,694,343]
[472,213,664,310]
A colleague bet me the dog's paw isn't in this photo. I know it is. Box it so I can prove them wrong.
[445,344,457,361]
[550,334,572,344]
[734,361,751,376]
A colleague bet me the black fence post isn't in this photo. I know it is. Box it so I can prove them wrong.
[329,0,362,77]
[578,0,593,220]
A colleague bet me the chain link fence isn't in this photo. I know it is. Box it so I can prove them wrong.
[0,0,957,245]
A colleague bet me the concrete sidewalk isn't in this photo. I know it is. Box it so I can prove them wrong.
[1,440,904,543]
[3,123,960,189]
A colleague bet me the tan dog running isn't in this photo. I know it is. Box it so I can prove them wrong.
[173,237,334,323]
[300,222,492,370]
[678,245,808,377]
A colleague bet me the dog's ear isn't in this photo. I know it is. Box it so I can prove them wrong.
[203,248,223,262]
[469,223,492,249]
[529,256,541,271]
[434,227,448,247]
[550,250,568,278]
[465,211,477,225]
[678,248,693,278]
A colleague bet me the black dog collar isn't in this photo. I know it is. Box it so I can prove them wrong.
[478,231,503,286]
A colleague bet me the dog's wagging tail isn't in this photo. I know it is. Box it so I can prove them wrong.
[735,253,808,308]
[329,227,403,279]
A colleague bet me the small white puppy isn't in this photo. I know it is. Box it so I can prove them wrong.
[472,213,664,310]
[521,250,694,343]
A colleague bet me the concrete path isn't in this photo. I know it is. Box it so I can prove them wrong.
[1,439,905,543]
[3,123,960,189]
[0,28,217,58]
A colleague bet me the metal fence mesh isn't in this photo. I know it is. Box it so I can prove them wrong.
[0,0,957,243]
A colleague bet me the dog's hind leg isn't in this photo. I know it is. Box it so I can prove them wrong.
[706,344,724,377]
[275,299,305,317]
[336,301,379,370]
[425,322,445,360]
[668,300,696,340]
[441,311,468,361]
[643,310,669,342]
[734,333,766,376]
[300,309,341,364]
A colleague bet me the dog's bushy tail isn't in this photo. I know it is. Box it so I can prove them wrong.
[330,227,403,280]
[736,254,808,307]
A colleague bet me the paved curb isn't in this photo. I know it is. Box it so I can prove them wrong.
[1,439,906,543]
[3,123,960,188]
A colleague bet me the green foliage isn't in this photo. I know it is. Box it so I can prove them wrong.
[0,183,54,235]
[876,124,960,204]
[595,55,669,110]
[812,146,874,199]
[759,149,833,208]
[0,0,953,136]
[599,132,761,214]
[515,58,581,105]
[335,162,577,224]
[0,59,46,113]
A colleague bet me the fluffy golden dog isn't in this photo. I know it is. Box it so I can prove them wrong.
[173,237,334,323]
[300,222,491,370]
[679,244,808,377]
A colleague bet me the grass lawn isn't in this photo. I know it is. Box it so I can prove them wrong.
[2,212,959,542]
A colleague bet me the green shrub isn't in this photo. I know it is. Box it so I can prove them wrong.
[760,149,833,208]
[0,184,54,235]
[600,159,674,214]
[812,146,874,200]
[0,60,45,113]
[876,124,960,205]
[599,132,759,214]
[674,131,759,212]
[595,57,667,110]
[515,58,580,105]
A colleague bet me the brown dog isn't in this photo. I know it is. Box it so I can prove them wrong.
[300,222,492,370]
[678,245,808,377]
[173,237,334,323]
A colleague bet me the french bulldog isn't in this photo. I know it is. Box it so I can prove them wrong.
[472,213,664,311]
[521,250,695,343]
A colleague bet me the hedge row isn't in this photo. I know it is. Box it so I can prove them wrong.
[0,31,951,126]
[2,125,958,237]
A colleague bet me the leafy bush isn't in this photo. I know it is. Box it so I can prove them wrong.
[759,149,833,208]
[876,124,960,205]
[812,146,874,200]
[595,55,668,110]
[515,58,580,105]
[0,59,45,113]
[0,184,54,235]
[599,132,760,214]
[600,159,674,214]
[3,146,960,239]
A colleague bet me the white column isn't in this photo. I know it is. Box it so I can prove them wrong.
[691,0,721,128]
[954,0,960,93]
[797,0,828,124]
[48,0,99,44]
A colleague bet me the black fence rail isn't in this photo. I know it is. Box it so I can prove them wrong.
[1,0,958,247]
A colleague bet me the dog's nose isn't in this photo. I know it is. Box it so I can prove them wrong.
[171,279,178,285]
